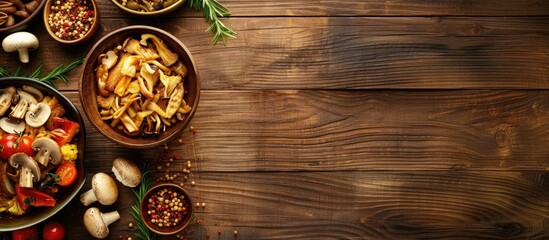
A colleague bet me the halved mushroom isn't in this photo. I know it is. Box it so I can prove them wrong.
[0,87,16,115]
[0,162,15,196]
[0,117,26,133]
[32,137,61,167]
[22,85,43,101]
[9,98,28,120]
[16,89,38,104]
[9,153,40,188]
[25,102,51,127]
[140,34,178,66]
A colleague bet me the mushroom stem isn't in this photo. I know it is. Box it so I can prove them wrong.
[17,48,30,63]
[19,166,33,188]
[80,189,98,206]
[102,210,120,226]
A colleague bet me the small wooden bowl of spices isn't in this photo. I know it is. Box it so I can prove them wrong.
[43,0,99,44]
[140,183,193,235]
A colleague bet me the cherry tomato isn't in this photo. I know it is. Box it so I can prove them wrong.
[0,134,35,161]
[12,225,39,240]
[43,221,65,240]
[55,163,77,187]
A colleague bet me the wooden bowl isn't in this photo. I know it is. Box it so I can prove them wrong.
[42,0,99,44]
[80,25,200,149]
[0,0,46,34]
[110,0,186,16]
[139,183,193,235]
[0,77,86,231]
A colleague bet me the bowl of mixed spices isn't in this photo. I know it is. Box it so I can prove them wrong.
[140,183,193,235]
[43,0,99,44]
[111,0,185,16]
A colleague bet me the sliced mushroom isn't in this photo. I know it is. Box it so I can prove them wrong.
[80,173,118,206]
[111,157,141,187]
[0,162,15,196]
[0,117,25,133]
[99,50,119,69]
[8,98,28,120]
[140,34,178,66]
[32,137,61,166]
[22,85,43,101]
[25,102,51,127]
[9,153,40,188]
[83,208,120,239]
[0,87,16,115]
[123,38,159,61]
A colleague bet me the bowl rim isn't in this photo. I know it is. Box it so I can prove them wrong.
[0,77,86,231]
[139,183,194,235]
[110,0,186,16]
[79,25,201,149]
[42,0,100,44]
[0,0,46,34]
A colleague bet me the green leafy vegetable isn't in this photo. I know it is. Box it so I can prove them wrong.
[188,0,236,45]
[0,57,84,89]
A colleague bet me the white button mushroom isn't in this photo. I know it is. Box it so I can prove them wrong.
[0,162,15,196]
[32,137,61,166]
[9,153,40,188]
[25,102,51,127]
[112,157,141,187]
[0,117,26,134]
[0,87,16,116]
[83,207,120,239]
[80,172,118,206]
[2,32,39,63]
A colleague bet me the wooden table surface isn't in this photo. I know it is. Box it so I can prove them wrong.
[1,1,549,239]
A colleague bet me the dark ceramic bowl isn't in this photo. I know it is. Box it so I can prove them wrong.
[139,183,193,235]
[0,0,46,34]
[80,25,200,149]
[0,77,86,231]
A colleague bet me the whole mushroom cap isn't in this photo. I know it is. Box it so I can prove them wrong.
[1,32,39,63]
[112,157,141,187]
[92,172,118,205]
[83,207,120,239]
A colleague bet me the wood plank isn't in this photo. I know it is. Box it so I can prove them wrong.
[95,0,549,17]
[62,90,549,172]
[2,17,548,91]
[59,171,549,239]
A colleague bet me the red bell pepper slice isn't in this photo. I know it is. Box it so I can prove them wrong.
[15,184,56,211]
[50,117,80,146]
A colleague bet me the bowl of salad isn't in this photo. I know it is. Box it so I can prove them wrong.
[0,77,86,231]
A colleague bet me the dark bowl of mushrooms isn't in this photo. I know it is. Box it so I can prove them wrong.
[0,0,46,34]
[0,77,86,231]
[80,25,200,149]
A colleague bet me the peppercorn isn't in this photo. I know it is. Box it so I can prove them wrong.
[146,187,189,228]
[48,0,95,40]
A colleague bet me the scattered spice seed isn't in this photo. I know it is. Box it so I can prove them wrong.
[201,202,206,208]
[191,181,195,186]
[196,202,200,208]
[128,222,133,228]
[234,230,238,235]
[218,230,222,235]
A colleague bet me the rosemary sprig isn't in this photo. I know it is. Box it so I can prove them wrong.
[130,165,157,240]
[0,57,84,89]
[188,0,236,45]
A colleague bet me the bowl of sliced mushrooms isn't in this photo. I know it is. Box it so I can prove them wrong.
[111,0,185,16]
[80,25,200,149]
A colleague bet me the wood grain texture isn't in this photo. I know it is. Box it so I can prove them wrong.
[59,171,549,239]
[95,0,549,17]
[2,17,548,91]
[60,90,549,172]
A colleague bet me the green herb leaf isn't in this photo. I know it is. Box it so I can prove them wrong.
[0,57,84,89]
[130,164,156,240]
[188,0,235,45]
